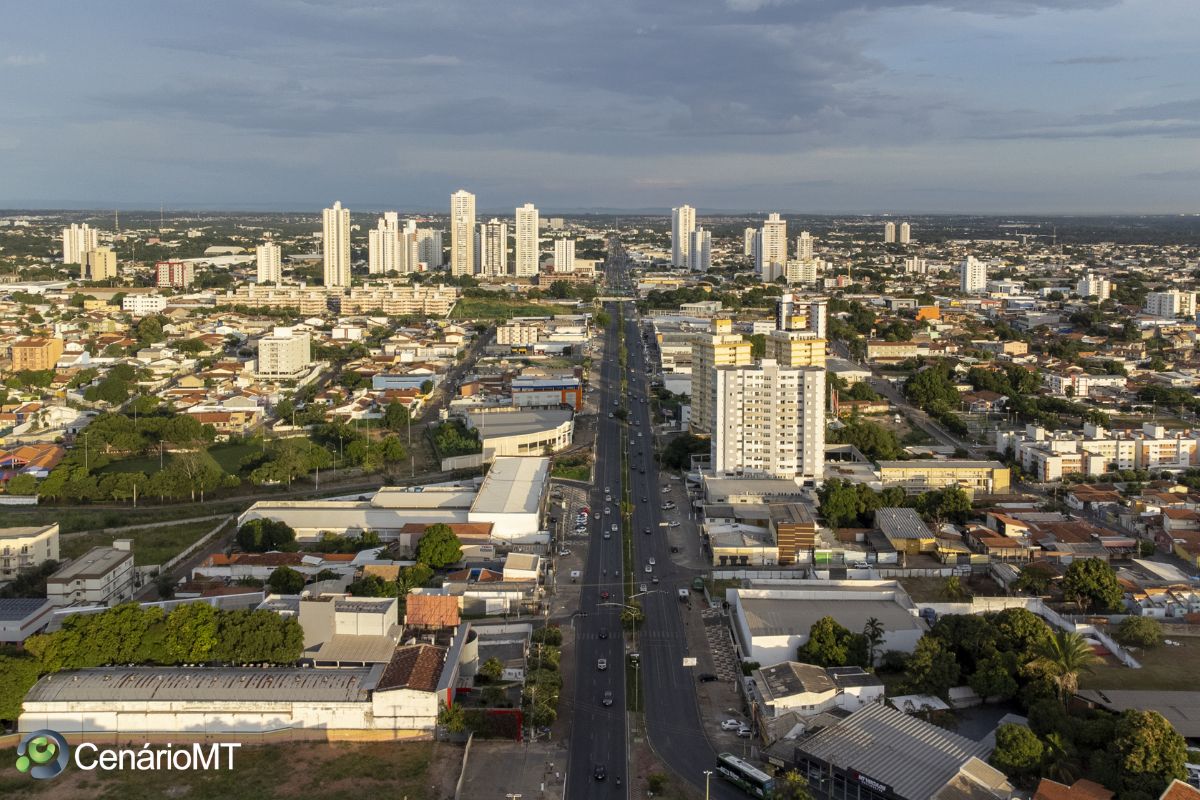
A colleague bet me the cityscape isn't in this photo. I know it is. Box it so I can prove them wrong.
[3,3,1200,800]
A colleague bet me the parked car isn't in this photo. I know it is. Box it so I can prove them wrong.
[736,726,753,738]
[697,673,719,682]
[721,719,742,731]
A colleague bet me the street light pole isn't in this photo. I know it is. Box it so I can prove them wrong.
[704,770,713,800]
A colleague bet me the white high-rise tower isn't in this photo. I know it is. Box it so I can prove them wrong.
[553,238,576,273]
[884,222,896,243]
[960,256,987,294]
[479,219,509,277]
[671,205,696,268]
[796,231,814,261]
[62,223,99,265]
[688,228,711,271]
[322,201,351,287]
[256,241,282,285]
[899,222,911,244]
[368,213,400,275]
[757,213,788,279]
[450,190,476,276]
[515,203,539,277]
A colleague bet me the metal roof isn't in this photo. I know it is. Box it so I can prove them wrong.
[1076,690,1200,737]
[797,703,991,800]
[0,597,51,622]
[875,507,934,540]
[25,667,375,704]
[313,635,399,665]
[471,457,548,515]
[47,546,132,582]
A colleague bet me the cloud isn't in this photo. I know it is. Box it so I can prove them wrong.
[3,54,45,67]
[1053,55,1141,65]
[401,54,461,66]
[1135,168,1200,182]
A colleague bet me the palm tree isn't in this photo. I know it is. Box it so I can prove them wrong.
[1041,732,1081,784]
[863,617,885,666]
[941,576,970,602]
[1032,630,1100,699]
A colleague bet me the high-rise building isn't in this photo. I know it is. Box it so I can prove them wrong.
[84,247,118,281]
[1144,290,1196,318]
[514,203,540,277]
[743,227,757,258]
[767,331,827,369]
[712,360,826,484]
[368,213,400,275]
[450,190,476,276]
[62,223,99,265]
[155,260,194,289]
[1075,272,1111,301]
[960,256,987,294]
[884,222,896,243]
[757,213,788,279]
[416,229,443,269]
[553,238,576,273]
[256,242,281,285]
[689,318,752,437]
[777,294,828,341]
[671,205,696,268]
[796,231,814,261]
[322,201,351,287]
[899,222,911,244]
[687,228,711,272]
[904,257,927,274]
[479,218,509,277]
[256,327,312,379]
[809,297,828,340]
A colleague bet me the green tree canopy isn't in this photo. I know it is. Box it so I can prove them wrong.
[1062,558,1123,612]
[267,566,306,595]
[990,723,1045,785]
[236,519,297,552]
[416,524,463,569]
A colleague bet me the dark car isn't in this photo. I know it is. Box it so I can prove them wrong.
[594,764,607,781]
[698,673,719,682]
[600,590,610,600]
[599,628,609,639]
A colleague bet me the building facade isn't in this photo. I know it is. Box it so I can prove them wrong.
[155,260,194,289]
[62,223,98,265]
[478,218,508,277]
[553,238,576,273]
[450,190,476,276]
[323,201,351,287]
[0,524,59,582]
[960,256,987,294]
[256,241,282,285]
[671,205,696,268]
[689,319,752,437]
[46,544,135,607]
[514,203,539,277]
[257,327,312,379]
[84,247,118,281]
[11,338,64,372]
[757,213,788,279]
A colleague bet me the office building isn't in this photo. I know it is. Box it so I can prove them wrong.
[899,221,911,244]
[46,543,135,607]
[478,218,508,277]
[712,359,825,483]
[1144,290,1196,318]
[553,238,576,273]
[796,231,814,261]
[757,213,788,279]
[514,203,540,277]
[450,190,476,276]
[0,524,59,583]
[690,319,752,437]
[671,205,696,268]
[960,256,987,294]
[155,260,194,289]
[256,241,282,285]
[884,221,896,243]
[257,326,312,379]
[83,247,117,281]
[687,227,711,271]
[1075,272,1111,301]
[416,229,443,270]
[62,223,98,265]
[322,201,351,287]
[368,213,400,275]
[743,227,757,258]
[11,338,64,372]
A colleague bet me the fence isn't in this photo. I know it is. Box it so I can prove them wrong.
[159,516,235,574]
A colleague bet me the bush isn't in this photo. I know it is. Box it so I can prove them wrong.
[1115,616,1163,649]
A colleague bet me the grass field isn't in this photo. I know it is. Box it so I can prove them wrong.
[450,297,575,320]
[60,519,226,566]
[0,741,435,800]
[1080,634,1200,691]
[94,442,260,477]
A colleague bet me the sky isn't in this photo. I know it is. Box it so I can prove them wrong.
[1,0,1198,213]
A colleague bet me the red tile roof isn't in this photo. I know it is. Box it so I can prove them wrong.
[377,643,445,693]
[405,594,460,628]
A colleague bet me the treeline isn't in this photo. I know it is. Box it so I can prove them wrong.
[817,478,971,529]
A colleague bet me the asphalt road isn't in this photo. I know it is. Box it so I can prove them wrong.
[566,247,741,799]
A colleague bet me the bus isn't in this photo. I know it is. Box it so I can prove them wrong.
[716,752,776,798]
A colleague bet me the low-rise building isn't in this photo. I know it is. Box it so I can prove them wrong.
[750,661,883,720]
[45,542,135,607]
[11,338,64,372]
[878,460,1011,496]
[0,523,59,581]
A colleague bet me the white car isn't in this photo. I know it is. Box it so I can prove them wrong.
[640,583,648,592]
[669,522,681,528]
[611,524,618,532]
[736,726,753,738]
[597,659,608,671]
[644,565,652,573]
[720,719,742,731]
[605,494,612,502]
[648,557,656,566]
[604,507,612,515]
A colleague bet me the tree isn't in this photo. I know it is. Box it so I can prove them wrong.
[902,636,960,699]
[416,523,462,568]
[798,616,868,668]
[348,574,400,597]
[828,419,903,461]
[1013,562,1056,595]
[479,657,504,682]
[267,566,305,595]
[1032,630,1100,699]
[0,653,42,723]
[990,723,1045,785]
[438,702,467,733]
[1115,616,1163,649]
[1062,558,1123,612]
[382,400,410,431]
[748,333,767,359]
[163,603,220,663]
[863,617,885,666]
[775,770,815,800]
[1109,710,1188,798]
[236,519,296,552]
[5,473,37,495]
[969,653,1019,701]
[941,576,971,601]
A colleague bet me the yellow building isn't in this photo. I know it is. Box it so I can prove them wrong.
[689,318,751,436]
[878,460,1010,497]
[768,330,826,368]
[82,299,112,311]
[11,338,64,372]
[84,247,118,281]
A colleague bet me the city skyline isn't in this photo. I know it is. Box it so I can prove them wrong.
[1,1,1197,213]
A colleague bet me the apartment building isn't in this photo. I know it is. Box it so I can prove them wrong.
[122,294,168,316]
[711,359,826,484]
[340,284,459,317]
[0,523,59,582]
[767,330,827,369]
[690,318,752,436]
[155,260,194,289]
[878,460,1011,496]
[256,327,312,379]
[46,543,135,607]
[226,285,331,316]
[998,422,1200,482]
[1144,290,1196,318]
[11,338,64,372]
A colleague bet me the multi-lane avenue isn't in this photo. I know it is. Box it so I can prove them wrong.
[566,246,741,799]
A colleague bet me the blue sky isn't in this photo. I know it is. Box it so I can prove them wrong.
[1,0,1197,212]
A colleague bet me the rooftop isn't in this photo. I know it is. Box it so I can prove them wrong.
[377,643,446,693]
[876,507,934,540]
[756,662,836,702]
[877,460,1006,470]
[0,597,52,622]
[471,456,548,516]
[25,666,375,703]
[0,524,57,540]
[1076,689,1200,737]
[468,408,572,440]
[47,546,132,582]
[738,594,922,638]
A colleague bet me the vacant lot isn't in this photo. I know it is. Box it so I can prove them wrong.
[61,520,226,566]
[0,740,437,800]
[450,297,575,320]
[1081,634,1200,692]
